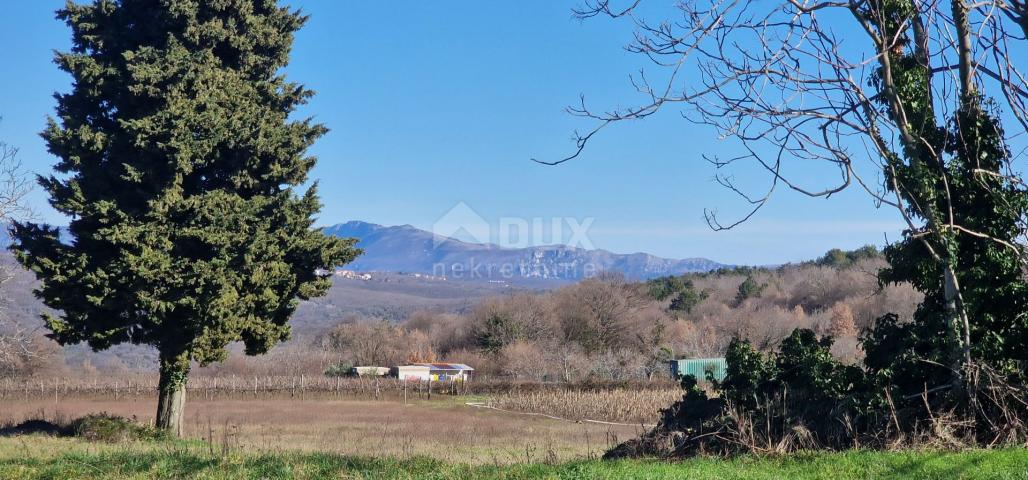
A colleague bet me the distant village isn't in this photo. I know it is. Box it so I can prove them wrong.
[334,270,373,281]
[328,269,450,282]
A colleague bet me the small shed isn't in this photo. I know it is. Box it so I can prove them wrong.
[413,363,475,382]
[669,357,726,383]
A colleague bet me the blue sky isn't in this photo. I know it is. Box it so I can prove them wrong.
[0,1,907,265]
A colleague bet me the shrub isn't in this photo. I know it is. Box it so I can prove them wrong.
[609,329,870,458]
[324,361,353,378]
[69,414,166,443]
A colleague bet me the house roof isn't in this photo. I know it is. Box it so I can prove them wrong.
[411,363,474,371]
[670,357,726,364]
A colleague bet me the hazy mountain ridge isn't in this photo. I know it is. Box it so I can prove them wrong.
[0,221,724,281]
[323,221,725,281]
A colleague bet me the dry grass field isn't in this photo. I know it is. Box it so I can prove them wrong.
[0,394,646,465]
[485,389,681,424]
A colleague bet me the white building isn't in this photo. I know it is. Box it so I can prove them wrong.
[393,365,432,381]
[392,363,474,382]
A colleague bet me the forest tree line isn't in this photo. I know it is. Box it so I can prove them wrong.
[195,246,919,381]
[2,247,918,382]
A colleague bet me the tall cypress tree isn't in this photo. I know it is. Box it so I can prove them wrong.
[11,0,359,435]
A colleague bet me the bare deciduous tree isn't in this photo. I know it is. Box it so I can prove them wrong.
[0,320,53,377]
[538,0,1028,378]
[326,316,400,367]
[0,136,38,378]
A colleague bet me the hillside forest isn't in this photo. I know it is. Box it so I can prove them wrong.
[2,247,919,382]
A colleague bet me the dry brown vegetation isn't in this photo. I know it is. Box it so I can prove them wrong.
[0,249,920,384]
[0,318,59,378]
[0,394,641,464]
[1,376,678,428]
[304,254,919,382]
[485,388,682,425]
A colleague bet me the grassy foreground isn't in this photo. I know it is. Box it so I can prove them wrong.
[0,437,1026,479]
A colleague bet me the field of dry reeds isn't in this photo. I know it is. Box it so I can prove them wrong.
[484,388,681,425]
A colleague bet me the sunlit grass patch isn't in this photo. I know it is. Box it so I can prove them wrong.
[1,437,1026,479]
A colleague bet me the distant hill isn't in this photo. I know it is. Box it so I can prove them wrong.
[0,221,723,372]
[0,258,523,372]
[323,221,725,281]
[0,221,725,281]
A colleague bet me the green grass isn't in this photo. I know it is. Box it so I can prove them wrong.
[0,437,1026,479]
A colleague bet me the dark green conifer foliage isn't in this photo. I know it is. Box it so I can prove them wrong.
[733,275,766,306]
[645,275,709,314]
[10,0,360,434]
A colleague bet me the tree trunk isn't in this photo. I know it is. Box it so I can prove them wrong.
[155,350,190,437]
[943,264,972,392]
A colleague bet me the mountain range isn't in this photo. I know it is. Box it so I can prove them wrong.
[322,221,725,282]
[0,220,725,282]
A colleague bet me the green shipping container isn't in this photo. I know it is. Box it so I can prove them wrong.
[669,358,727,382]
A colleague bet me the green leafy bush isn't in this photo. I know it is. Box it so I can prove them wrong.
[324,361,354,378]
[69,414,166,443]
